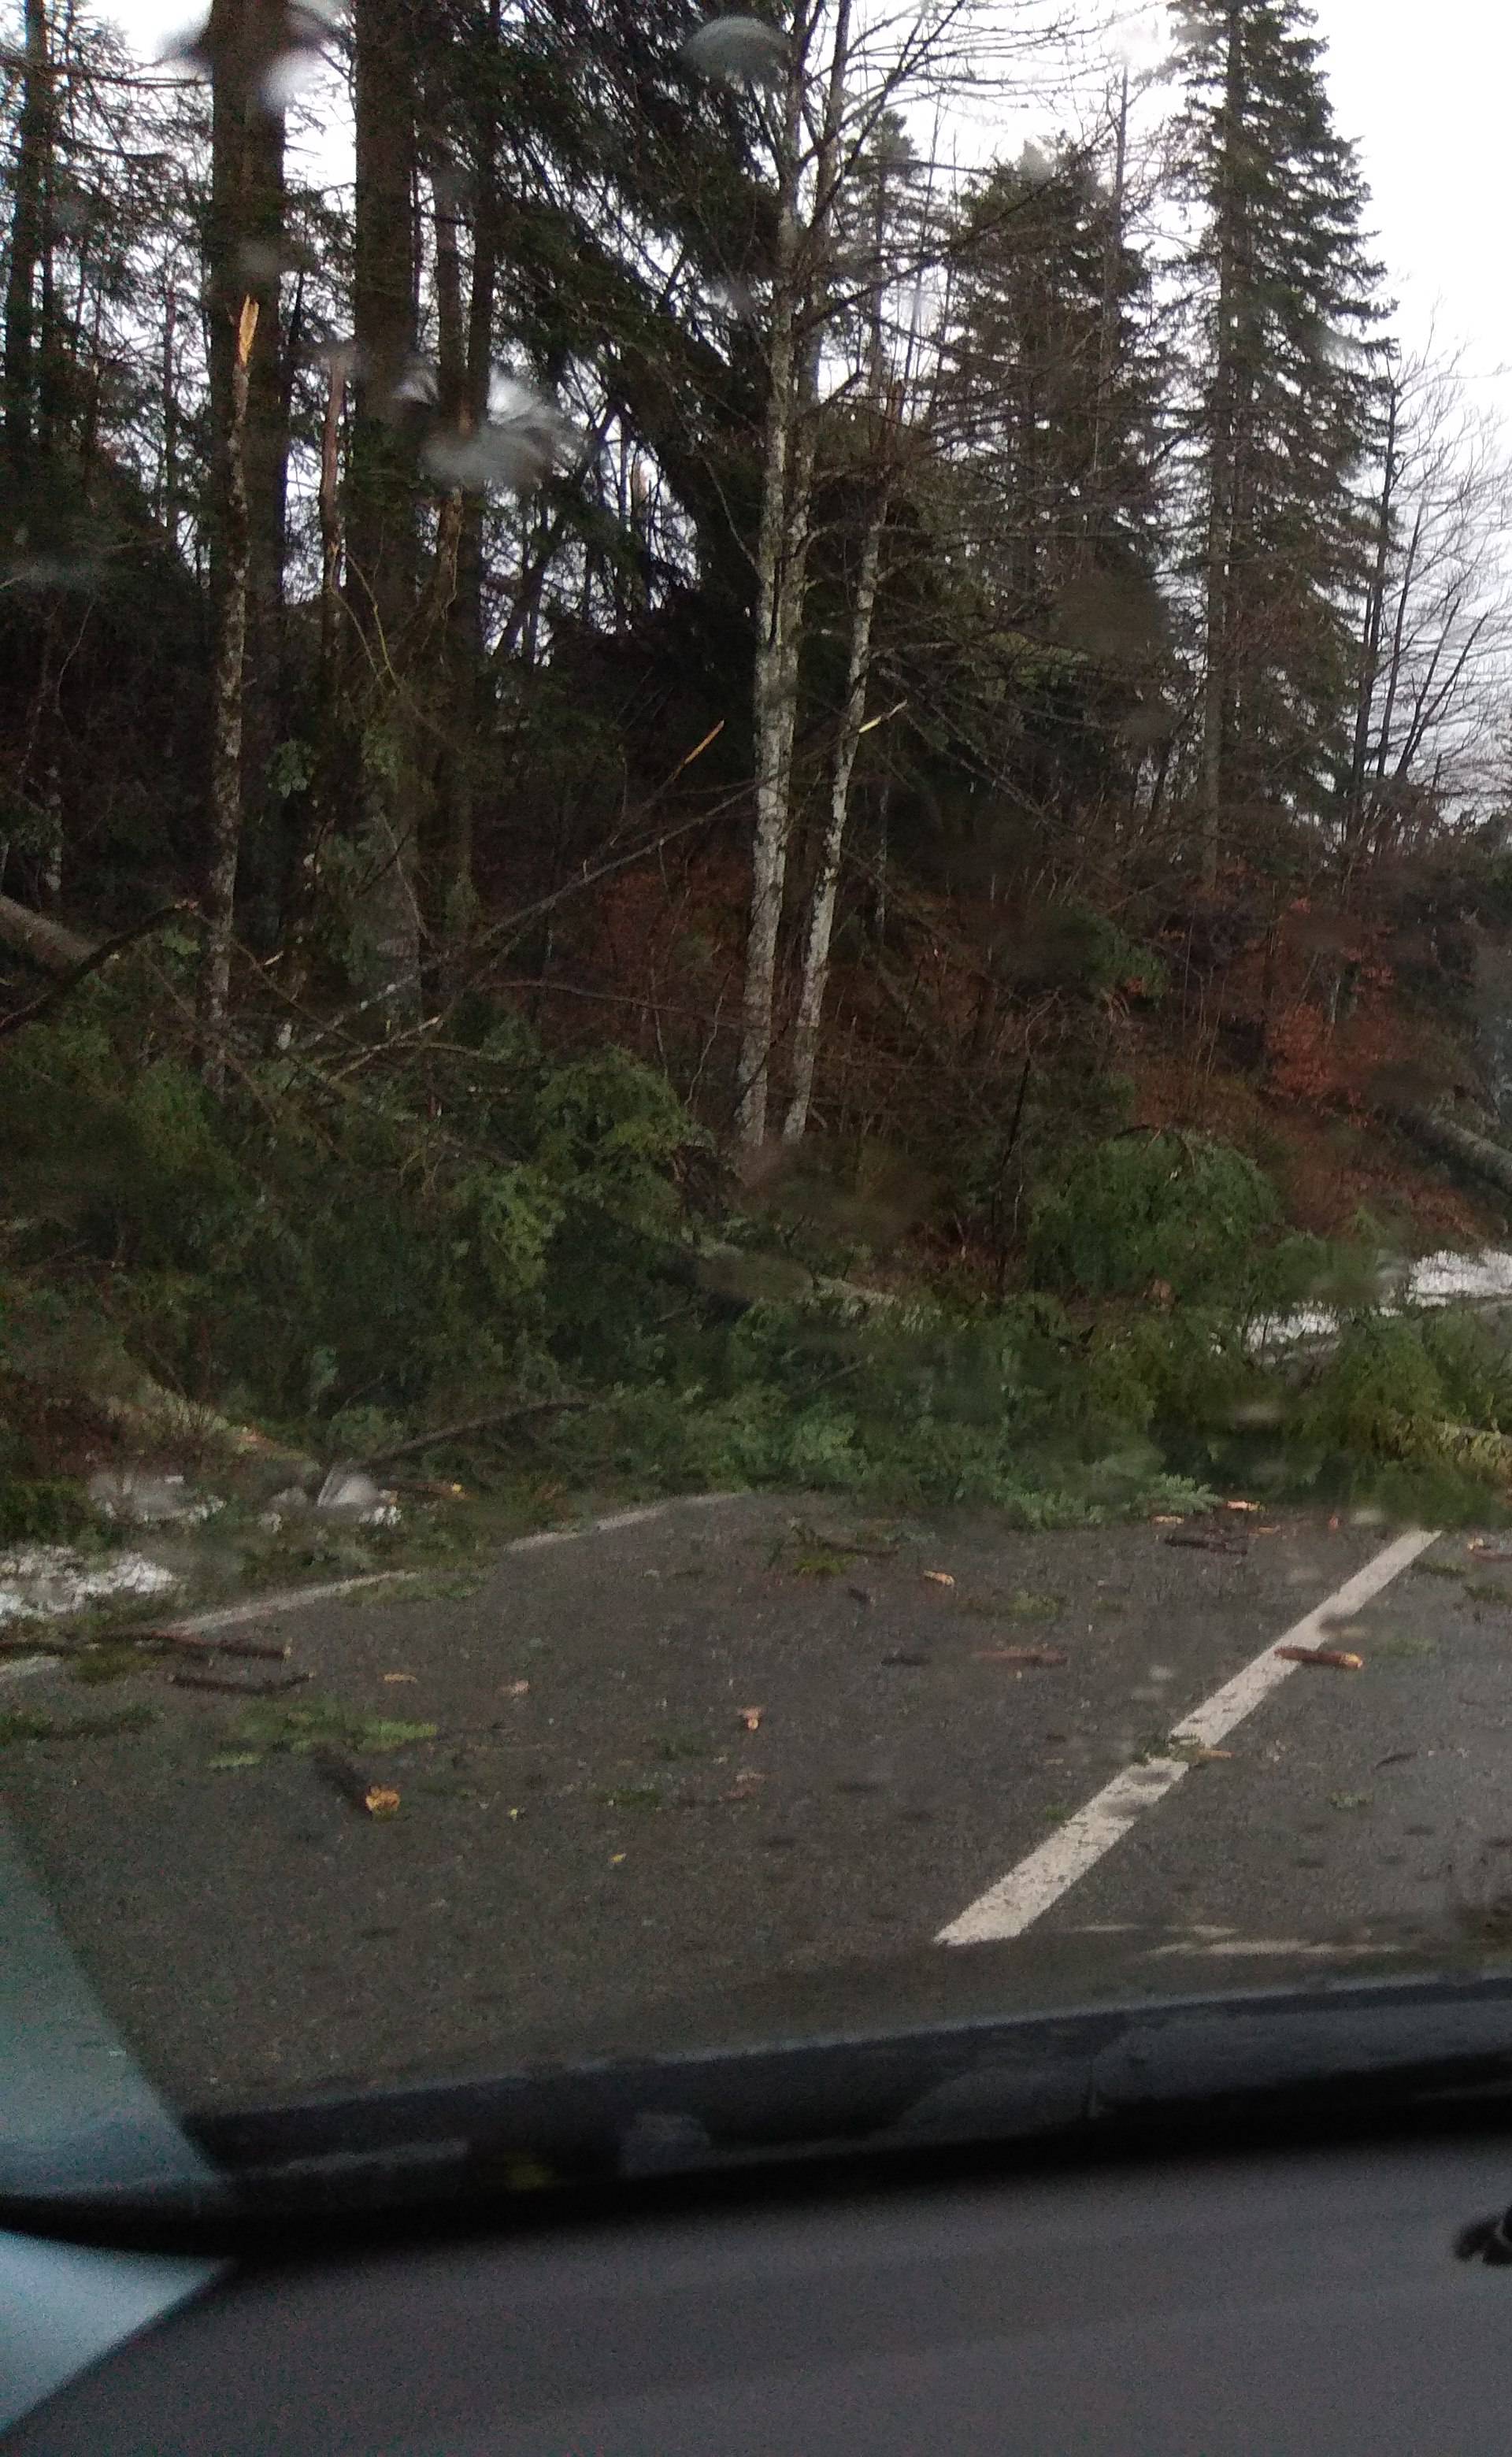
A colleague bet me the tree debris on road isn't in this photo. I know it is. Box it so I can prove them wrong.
[311,1746,402,1818]
[1277,1644,1364,1670]
[132,1626,292,1662]
[170,1668,313,1697]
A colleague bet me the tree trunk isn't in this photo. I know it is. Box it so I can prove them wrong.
[199,296,257,1088]
[275,348,348,1020]
[783,486,885,1141]
[0,889,91,975]
[1344,373,1398,854]
[416,144,487,1002]
[3,0,50,484]
[1390,1104,1512,1203]
[1085,63,1129,555]
[346,0,422,1031]
[160,274,179,540]
[197,0,292,1061]
[1374,502,1423,796]
[736,0,852,1150]
[783,161,895,1147]
[1199,2,1245,891]
[240,96,291,893]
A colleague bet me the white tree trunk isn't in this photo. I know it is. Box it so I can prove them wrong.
[783,487,885,1141]
[736,0,851,1151]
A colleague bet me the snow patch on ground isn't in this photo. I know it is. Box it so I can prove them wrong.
[0,1547,180,1629]
[1410,1248,1512,1305]
[87,1469,224,1526]
[1251,1248,1512,1352]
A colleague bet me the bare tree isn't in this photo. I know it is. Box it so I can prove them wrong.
[736,0,854,1149]
[1346,343,1512,868]
[733,0,1032,1151]
[784,131,921,1142]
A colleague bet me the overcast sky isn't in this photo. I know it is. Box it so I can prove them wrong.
[100,0,1509,404]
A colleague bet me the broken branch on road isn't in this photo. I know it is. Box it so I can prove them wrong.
[133,1626,292,1662]
[311,1745,402,1817]
[170,1668,313,1696]
[1276,1644,1364,1670]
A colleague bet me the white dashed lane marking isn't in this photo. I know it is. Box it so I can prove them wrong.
[936,1525,1440,1947]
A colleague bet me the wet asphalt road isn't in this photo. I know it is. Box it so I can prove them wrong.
[4,1491,1511,2110]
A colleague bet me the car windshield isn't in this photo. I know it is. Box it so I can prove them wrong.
[6,0,1512,2190]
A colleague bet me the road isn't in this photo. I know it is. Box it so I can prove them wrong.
[6,1490,1512,2113]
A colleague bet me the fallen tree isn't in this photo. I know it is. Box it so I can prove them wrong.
[0,891,94,976]
[0,901,190,1043]
[1388,1102,1512,1204]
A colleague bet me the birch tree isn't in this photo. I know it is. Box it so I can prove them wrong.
[724,0,1019,1150]
[735,0,853,1148]
[783,127,919,1142]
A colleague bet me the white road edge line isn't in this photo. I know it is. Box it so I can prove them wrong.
[0,1488,748,1682]
[935,1523,1440,1949]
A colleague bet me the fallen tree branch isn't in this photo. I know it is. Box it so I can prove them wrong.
[1387,1102,1512,1203]
[129,1626,292,1662]
[0,891,95,976]
[0,1625,293,1663]
[169,1669,312,1696]
[0,904,195,1043]
[346,1396,591,1471]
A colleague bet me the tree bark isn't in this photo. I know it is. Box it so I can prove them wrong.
[1344,372,1398,854]
[274,346,348,1020]
[3,0,50,484]
[1086,63,1129,554]
[1390,1104,1512,1203]
[782,485,885,1141]
[160,274,179,540]
[199,295,257,1088]
[417,143,487,1002]
[346,0,422,1031]
[783,160,897,1146]
[0,889,91,976]
[240,95,291,872]
[736,0,852,1150]
[1199,2,1245,892]
[197,0,292,1068]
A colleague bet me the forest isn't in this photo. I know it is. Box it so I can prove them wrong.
[7,0,1512,1532]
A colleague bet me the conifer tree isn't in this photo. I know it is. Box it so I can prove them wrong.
[1171,0,1388,880]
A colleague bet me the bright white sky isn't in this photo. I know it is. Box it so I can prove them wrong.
[100,0,1512,415]
[1298,0,1512,398]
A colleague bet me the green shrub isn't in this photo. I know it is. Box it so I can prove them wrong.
[1294,1314,1451,1464]
[1417,1306,1512,1432]
[0,986,706,1432]
[1028,1131,1280,1302]
[0,1477,93,1545]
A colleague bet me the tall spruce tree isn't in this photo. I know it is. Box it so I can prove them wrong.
[941,141,1163,617]
[1172,0,1387,883]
